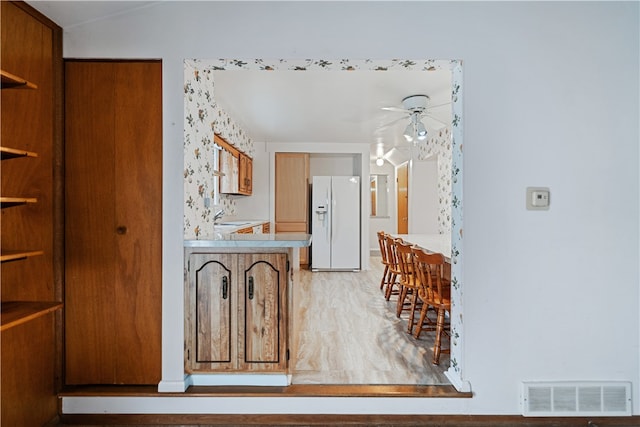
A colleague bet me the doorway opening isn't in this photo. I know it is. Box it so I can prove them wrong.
[183,58,467,392]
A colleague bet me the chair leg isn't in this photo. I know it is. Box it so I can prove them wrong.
[414,303,427,339]
[414,304,436,339]
[379,265,389,290]
[385,273,396,300]
[432,307,446,365]
[396,286,407,317]
[407,290,419,334]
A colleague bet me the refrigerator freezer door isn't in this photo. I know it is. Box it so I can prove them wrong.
[330,176,360,270]
[311,176,332,269]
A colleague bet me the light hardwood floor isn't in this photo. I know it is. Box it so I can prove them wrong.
[291,256,450,385]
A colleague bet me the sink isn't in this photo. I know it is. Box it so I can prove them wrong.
[217,221,250,226]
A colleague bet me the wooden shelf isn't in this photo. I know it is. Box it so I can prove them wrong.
[1,250,44,263]
[1,69,37,89]
[1,301,62,332]
[0,197,37,208]
[1,146,38,160]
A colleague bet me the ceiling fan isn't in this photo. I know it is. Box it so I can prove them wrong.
[380,94,450,143]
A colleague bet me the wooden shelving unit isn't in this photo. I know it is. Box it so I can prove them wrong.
[1,69,38,89]
[0,146,38,159]
[1,4,63,424]
[0,197,37,208]
[1,67,59,331]
[0,250,45,263]
[1,301,63,332]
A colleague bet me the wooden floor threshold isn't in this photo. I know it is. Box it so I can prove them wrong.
[59,383,470,398]
[55,413,640,426]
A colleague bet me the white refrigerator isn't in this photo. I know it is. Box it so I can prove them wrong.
[311,176,360,271]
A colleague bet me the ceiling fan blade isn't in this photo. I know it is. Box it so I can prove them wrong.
[422,114,448,126]
[375,116,407,131]
[425,101,452,110]
[381,106,410,113]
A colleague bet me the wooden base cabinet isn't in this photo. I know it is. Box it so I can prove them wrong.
[185,251,289,373]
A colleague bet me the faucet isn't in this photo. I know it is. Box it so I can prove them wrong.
[214,209,225,223]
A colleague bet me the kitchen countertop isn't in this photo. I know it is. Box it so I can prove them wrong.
[211,219,268,234]
[185,232,312,248]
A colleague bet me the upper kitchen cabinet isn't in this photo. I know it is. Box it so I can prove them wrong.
[238,152,253,194]
[216,134,252,196]
[64,60,162,385]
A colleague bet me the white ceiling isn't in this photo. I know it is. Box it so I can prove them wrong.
[26,1,160,29]
[27,1,453,164]
[213,69,452,163]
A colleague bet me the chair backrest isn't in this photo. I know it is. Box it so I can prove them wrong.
[411,246,448,305]
[395,240,415,286]
[384,235,401,272]
[377,231,389,265]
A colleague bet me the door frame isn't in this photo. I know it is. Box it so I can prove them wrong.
[181,58,468,393]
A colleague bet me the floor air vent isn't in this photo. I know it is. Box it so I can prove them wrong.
[522,381,631,417]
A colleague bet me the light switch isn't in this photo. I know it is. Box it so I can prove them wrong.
[526,187,550,210]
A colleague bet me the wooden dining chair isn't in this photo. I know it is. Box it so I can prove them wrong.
[377,231,390,291]
[395,240,421,334]
[383,235,402,301]
[411,246,451,365]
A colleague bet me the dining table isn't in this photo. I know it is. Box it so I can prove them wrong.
[393,233,452,262]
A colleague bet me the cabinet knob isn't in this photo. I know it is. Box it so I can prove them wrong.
[116,226,127,235]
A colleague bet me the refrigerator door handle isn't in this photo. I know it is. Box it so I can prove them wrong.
[326,195,331,242]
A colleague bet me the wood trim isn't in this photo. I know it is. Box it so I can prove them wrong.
[59,383,469,398]
[57,413,640,426]
[214,133,242,156]
[275,222,307,233]
[51,9,65,395]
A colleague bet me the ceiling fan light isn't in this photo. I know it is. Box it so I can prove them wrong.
[403,123,414,142]
[416,121,428,140]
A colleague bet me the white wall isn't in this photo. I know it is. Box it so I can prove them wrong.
[409,158,439,234]
[309,153,357,177]
[369,160,396,253]
[52,0,639,416]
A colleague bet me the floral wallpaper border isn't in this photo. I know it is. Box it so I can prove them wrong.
[183,58,467,392]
